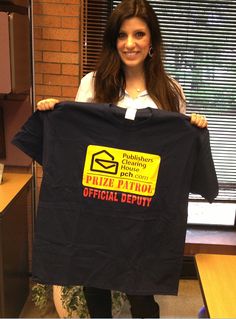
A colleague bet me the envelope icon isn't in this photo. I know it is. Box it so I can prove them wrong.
[91,150,118,175]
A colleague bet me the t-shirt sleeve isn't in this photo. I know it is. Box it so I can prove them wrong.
[190,129,219,203]
[12,110,44,165]
[75,71,95,102]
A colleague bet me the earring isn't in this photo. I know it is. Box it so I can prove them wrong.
[149,46,154,58]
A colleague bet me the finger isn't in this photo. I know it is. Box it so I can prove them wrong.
[190,113,197,124]
[191,114,208,128]
[199,116,208,128]
[37,99,58,110]
[37,99,49,110]
[47,99,59,109]
[37,100,46,110]
[196,115,208,128]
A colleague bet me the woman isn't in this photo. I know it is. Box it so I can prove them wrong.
[37,2,206,128]
[37,0,207,317]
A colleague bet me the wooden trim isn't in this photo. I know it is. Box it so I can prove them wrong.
[79,0,85,80]
[185,227,236,256]
[0,107,6,159]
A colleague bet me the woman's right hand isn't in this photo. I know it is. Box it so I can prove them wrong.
[37,98,59,111]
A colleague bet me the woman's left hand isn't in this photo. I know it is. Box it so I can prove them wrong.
[190,113,208,128]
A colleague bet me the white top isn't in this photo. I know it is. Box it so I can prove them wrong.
[75,71,186,114]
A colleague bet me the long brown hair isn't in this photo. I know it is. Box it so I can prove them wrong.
[94,0,184,112]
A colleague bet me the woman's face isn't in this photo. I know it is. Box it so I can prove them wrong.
[116,17,151,72]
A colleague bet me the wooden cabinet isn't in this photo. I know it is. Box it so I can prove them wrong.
[0,173,32,317]
[0,0,33,316]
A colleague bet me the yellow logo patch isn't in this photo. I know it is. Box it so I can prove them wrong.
[83,145,161,196]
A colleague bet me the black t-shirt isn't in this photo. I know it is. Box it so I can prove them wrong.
[12,102,218,295]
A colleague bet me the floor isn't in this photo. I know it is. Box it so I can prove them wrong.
[20,280,204,318]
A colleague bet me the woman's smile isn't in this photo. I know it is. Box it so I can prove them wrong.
[123,51,140,58]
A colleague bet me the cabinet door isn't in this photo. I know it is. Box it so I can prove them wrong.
[0,12,11,94]
[0,11,31,94]
[9,12,31,93]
